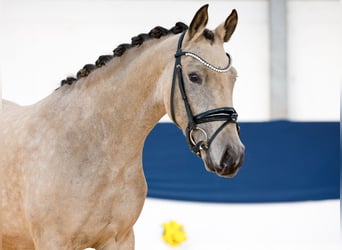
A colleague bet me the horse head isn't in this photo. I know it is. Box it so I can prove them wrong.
[165,5,245,178]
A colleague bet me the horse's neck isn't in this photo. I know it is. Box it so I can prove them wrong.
[50,36,176,155]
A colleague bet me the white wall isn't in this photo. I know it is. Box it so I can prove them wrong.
[287,0,341,121]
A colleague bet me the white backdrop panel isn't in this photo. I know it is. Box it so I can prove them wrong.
[287,0,341,121]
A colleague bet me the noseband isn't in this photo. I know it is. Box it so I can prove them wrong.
[170,31,239,157]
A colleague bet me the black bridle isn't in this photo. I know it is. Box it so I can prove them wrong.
[170,31,240,157]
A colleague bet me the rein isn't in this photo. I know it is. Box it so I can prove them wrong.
[170,31,239,157]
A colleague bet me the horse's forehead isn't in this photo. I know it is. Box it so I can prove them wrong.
[187,36,227,66]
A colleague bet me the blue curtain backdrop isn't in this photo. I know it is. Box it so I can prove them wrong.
[142,121,339,202]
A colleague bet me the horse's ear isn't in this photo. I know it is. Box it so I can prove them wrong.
[215,9,238,43]
[187,4,209,41]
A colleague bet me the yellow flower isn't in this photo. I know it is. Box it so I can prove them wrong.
[162,220,187,247]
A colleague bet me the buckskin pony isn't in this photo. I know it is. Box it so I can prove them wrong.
[0,4,244,249]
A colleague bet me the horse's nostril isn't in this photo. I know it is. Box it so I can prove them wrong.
[221,148,235,165]
[219,148,244,176]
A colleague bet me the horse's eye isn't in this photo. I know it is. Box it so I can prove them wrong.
[188,73,202,84]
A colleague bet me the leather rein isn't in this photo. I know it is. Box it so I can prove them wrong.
[170,31,240,157]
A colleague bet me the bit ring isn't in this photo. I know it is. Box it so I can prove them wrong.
[189,127,208,147]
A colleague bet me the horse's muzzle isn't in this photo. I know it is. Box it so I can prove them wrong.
[205,145,245,178]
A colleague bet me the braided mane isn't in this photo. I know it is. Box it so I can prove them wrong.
[60,22,188,87]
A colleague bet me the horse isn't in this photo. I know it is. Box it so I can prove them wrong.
[0,4,245,249]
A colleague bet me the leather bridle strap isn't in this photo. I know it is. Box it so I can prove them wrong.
[170,31,239,157]
[170,32,195,127]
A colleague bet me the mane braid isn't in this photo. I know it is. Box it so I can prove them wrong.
[59,22,188,87]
